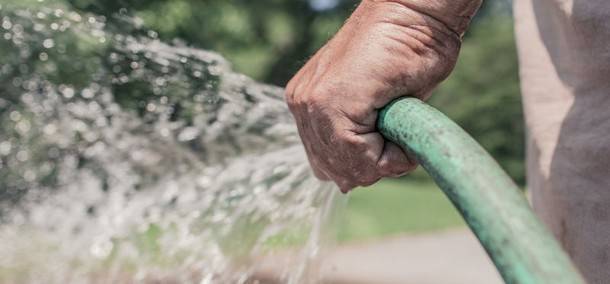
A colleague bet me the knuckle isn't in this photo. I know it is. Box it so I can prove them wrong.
[285,78,297,98]
[285,77,297,94]
[305,83,334,109]
[309,83,330,101]
[285,89,298,107]
[286,86,328,114]
[306,90,328,111]
[286,95,306,114]
[343,134,367,150]
[284,89,294,102]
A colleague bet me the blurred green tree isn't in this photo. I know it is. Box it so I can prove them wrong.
[65,0,358,85]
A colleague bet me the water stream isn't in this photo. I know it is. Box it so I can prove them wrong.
[0,4,341,283]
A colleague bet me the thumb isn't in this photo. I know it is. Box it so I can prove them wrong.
[377,141,418,177]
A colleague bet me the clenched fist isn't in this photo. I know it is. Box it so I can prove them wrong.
[285,0,481,192]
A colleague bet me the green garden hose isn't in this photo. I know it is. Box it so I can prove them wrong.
[378,97,585,284]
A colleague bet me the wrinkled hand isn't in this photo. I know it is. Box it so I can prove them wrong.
[286,0,480,192]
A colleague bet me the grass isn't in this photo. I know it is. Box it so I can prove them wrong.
[337,175,465,243]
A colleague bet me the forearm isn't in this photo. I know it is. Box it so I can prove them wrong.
[365,0,483,36]
[325,0,482,102]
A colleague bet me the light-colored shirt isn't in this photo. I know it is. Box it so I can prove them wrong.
[514,0,610,282]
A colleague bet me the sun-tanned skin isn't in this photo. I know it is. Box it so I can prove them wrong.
[285,0,482,192]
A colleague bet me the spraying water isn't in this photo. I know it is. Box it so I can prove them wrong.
[0,3,341,283]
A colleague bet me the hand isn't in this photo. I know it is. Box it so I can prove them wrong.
[285,0,480,192]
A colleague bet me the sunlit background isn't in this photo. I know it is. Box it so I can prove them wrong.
[0,0,521,282]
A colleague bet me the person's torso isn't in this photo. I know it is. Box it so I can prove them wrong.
[514,0,610,282]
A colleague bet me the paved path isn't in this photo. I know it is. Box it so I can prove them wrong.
[254,229,504,284]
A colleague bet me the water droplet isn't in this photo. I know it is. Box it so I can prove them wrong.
[23,170,36,182]
[12,24,23,34]
[200,274,213,284]
[42,38,54,48]
[146,103,156,112]
[154,77,166,86]
[81,88,95,99]
[16,120,31,134]
[0,141,11,156]
[60,86,74,98]
[16,150,29,162]
[178,127,199,142]
[11,77,22,87]
[160,128,170,137]
[147,30,158,39]
[43,124,57,135]
[208,66,222,76]
[9,111,21,121]
[38,52,48,61]
[69,12,82,22]
[2,19,12,30]
[90,238,113,259]
[33,23,44,31]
